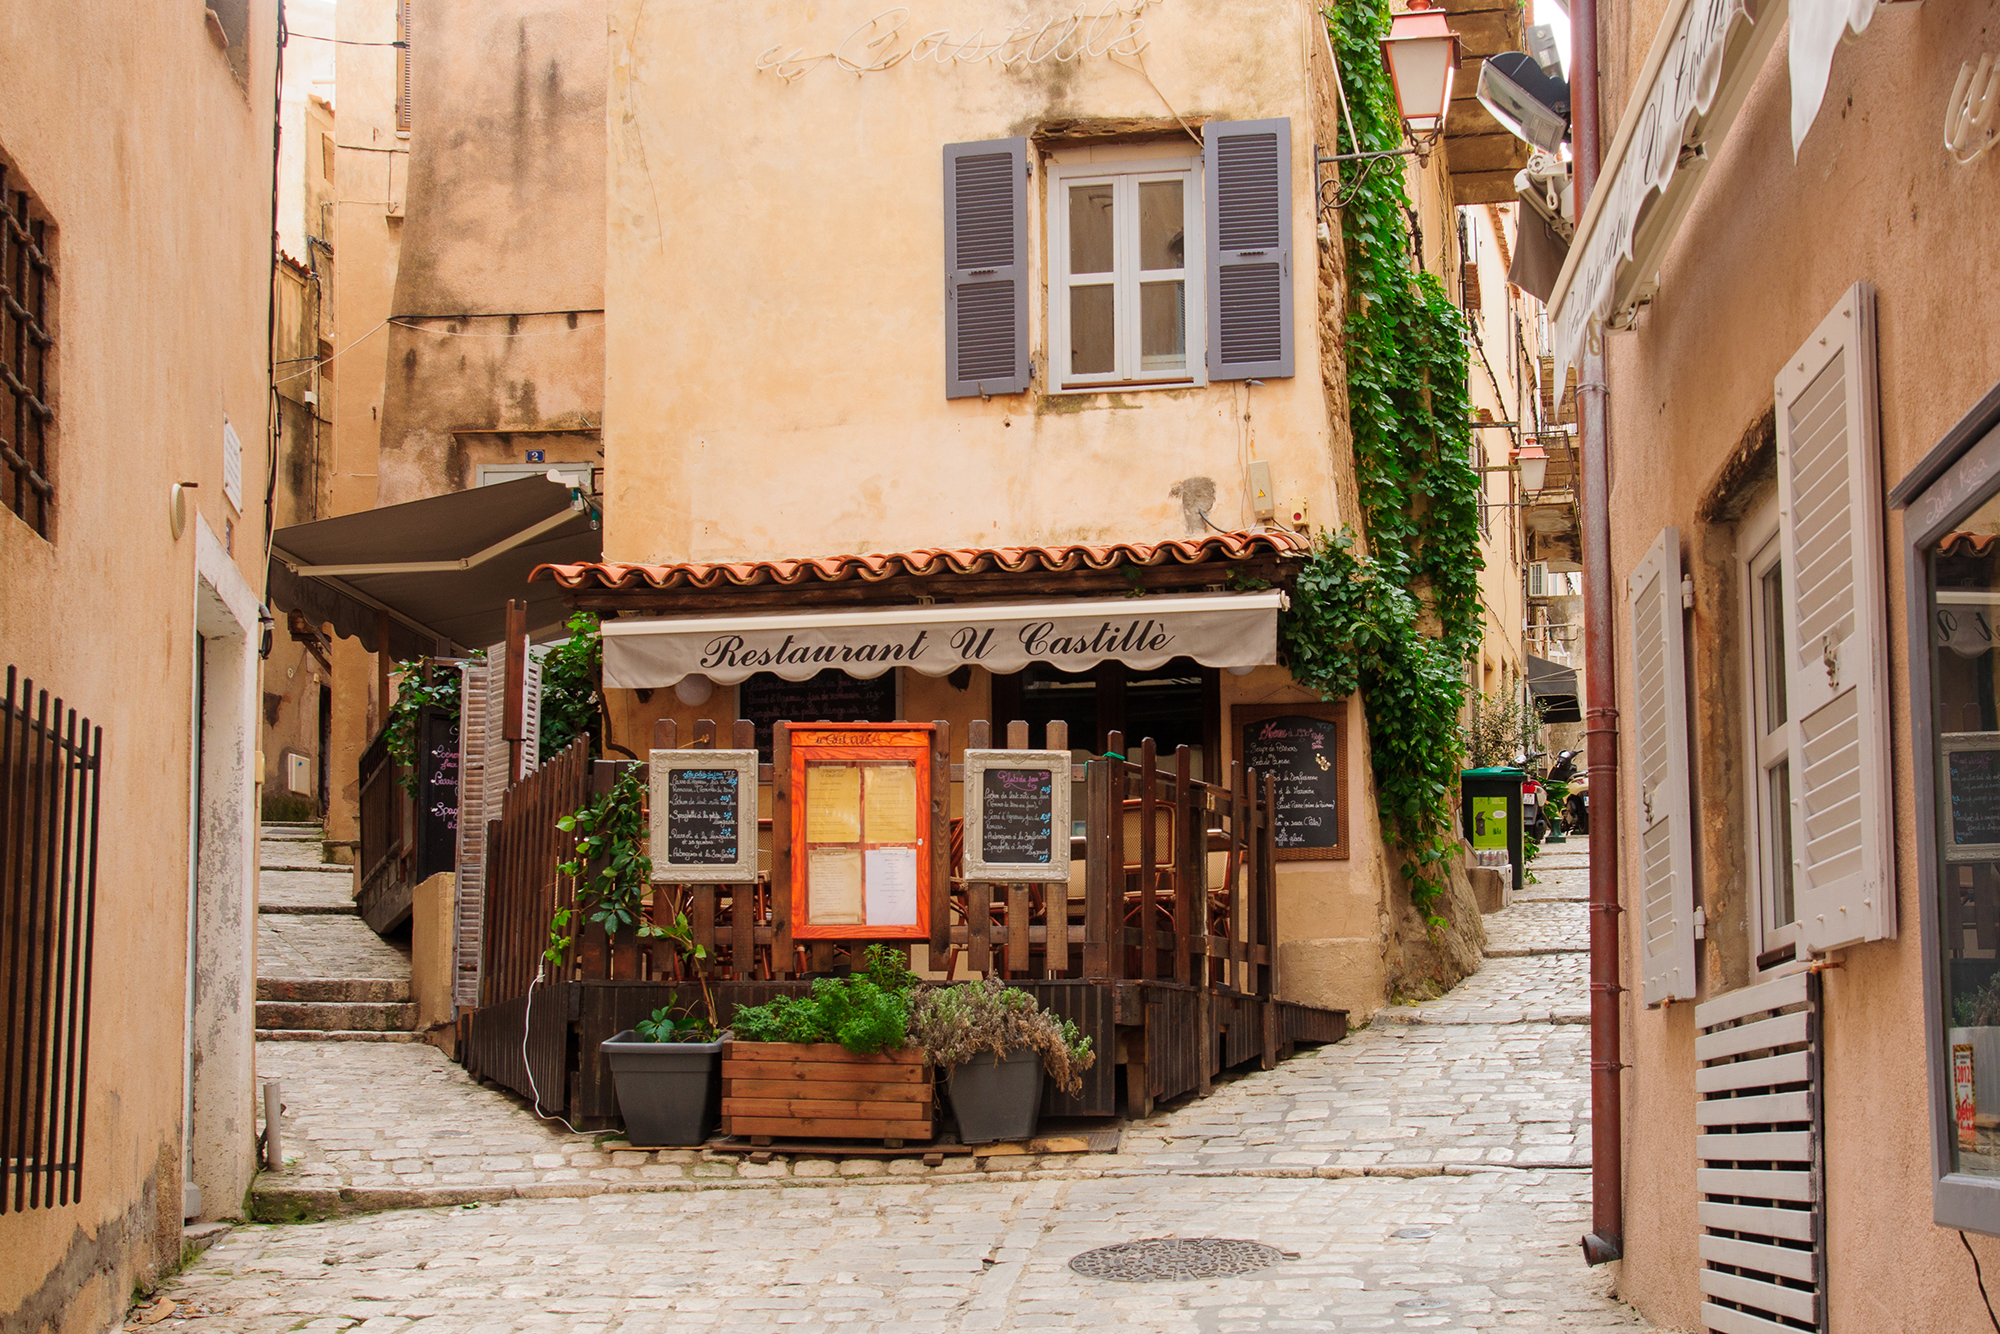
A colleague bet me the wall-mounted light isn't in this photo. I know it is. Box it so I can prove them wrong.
[1513,442,1550,493]
[1478,51,1571,154]
[1381,1,1462,140]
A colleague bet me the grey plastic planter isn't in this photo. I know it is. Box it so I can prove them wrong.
[600,1030,724,1147]
[947,1047,1044,1143]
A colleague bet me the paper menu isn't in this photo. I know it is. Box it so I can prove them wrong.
[863,764,919,844]
[805,764,861,843]
[807,846,864,924]
[864,846,919,926]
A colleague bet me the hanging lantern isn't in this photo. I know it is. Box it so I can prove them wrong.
[1381,1,1462,139]
[1514,441,1550,493]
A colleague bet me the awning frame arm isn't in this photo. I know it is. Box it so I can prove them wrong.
[282,498,580,579]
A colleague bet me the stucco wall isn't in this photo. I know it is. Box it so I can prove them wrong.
[1595,2,2000,1326]
[0,1,276,1328]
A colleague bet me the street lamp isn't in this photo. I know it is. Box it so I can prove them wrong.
[1381,1,1461,142]
[1513,442,1550,493]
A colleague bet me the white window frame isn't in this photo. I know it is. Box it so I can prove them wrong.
[1739,493,1800,965]
[1046,154,1205,394]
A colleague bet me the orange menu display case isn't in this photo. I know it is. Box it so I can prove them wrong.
[787,723,935,941]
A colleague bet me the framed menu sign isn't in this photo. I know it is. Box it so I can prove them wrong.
[1943,732,2000,863]
[788,723,935,939]
[1234,702,1350,860]
[962,750,1071,883]
[649,749,760,883]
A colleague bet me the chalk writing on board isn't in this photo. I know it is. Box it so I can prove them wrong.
[981,767,1056,865]
[1950,746,2000,849]
[742,669,897,759]
[664,768,740,866]
[1241,716,1341,851]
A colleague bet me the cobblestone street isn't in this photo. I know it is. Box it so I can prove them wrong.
[155,849,1645,1332]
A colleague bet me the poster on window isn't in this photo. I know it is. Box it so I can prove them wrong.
[786,723,935,939]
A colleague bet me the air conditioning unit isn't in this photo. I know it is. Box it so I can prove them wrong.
[1527,561,1550,599]
[285,752,313,796]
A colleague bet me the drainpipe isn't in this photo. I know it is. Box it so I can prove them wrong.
[1571,0,1625,1268]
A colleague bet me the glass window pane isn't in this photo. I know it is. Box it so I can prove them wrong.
[1930,491,2000,1178]
[1069,184,1114,275]
[1140,281,1186,372]
[1070,284,1115,374]
[1762,562,1789,728]
[1766,759,1794,928]
[1139,180,1185,271]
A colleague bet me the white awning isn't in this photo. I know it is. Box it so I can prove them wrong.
[1547,0,1886,388]
[600,591,1288,689]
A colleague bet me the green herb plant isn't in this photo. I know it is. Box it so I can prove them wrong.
[634,991,717,1043]
[1276,1,1483,926]
[906,978,1096,1097]
[728,946,918,1055]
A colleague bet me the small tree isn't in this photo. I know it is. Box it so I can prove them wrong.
[1462,681,1542,769]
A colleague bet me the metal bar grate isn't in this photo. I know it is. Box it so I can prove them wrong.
[0,162,55,538]
[1,665,101,1212]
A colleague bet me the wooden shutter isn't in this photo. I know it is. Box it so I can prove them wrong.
[943,138,1028,399]
[521,648,544,776]
[395,1,413,132]
[453,659,491,1008]
[1776,282,1893,952]
[1204,118,1293,381]
[1630,526,1698,1004]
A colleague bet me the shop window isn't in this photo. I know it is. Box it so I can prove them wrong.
[1047,157,1202,391]
[1739,495,1799,966]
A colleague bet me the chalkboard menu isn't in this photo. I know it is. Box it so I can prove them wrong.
[1235,704,1350,861]
[740,669,898,760]
[416,706,459,880]
[650,749,760,883]
[1945,733,2000,861]
[963,750,1073,883]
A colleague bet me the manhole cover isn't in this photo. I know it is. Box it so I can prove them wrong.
[1391,1227,1437,1239]
[1395,1296,1450,1309]
[1068,1237,1284,1283]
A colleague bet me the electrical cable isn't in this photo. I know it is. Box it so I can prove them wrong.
[273,318,388,386]
[262,0,288,602]
[1964,1232,2000,1334]
[286,31,406,47]
[523,969,585,1136]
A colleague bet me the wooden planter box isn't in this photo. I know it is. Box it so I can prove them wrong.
[720,1041,933,1146]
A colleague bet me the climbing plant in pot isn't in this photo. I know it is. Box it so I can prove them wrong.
[907,979,1096,1144]
[553,767,725,1146]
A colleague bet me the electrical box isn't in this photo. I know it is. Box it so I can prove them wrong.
[285,752,313,796]
[1247,461,1276,520]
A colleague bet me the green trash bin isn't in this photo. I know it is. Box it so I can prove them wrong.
[1461,766,1526,899]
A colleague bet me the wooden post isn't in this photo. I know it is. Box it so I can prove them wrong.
[1172,745,1193,988]
[1259,771,1278,1071]
[1138,735,1157,981]
[1045,719,1070,980]
[1082,757,1110,980]
[376,609,394,730]
[930,719,955,970]
[771,723,793,979]
[502,599,528,784]
[733,719,757,980]
[1105,730,1125,980]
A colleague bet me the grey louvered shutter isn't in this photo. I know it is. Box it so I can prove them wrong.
[521,647,544,775]
[944,138,1029,399]
[1630,527,1697,1004]
[453,659,491,1008]
[1204,118,1293,381]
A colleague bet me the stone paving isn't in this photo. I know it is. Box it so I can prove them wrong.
[258,824,410,985]
[168,844,1642,1331]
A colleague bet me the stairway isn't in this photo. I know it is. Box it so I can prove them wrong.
[256,822,418,1043]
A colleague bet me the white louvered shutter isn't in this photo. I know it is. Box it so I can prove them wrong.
[1630,526,1698,1004]
[453,659,491,1008]
[1204,118,1293,381]
[944,138,1029,399]
[482,638,511,797]
[1776,282,1894,951]
[521,647,545,776]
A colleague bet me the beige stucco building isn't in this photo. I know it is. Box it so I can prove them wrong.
[0,1,276,1328]
[1560,0,2000,1325]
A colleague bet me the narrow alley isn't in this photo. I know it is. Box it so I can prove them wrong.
[142,841,1644,1333]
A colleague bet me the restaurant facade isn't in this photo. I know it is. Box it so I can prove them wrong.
[1552,0,2000,1325]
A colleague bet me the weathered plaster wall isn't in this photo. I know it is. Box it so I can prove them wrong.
[0,0,276,1327]
[1595,2,2000,1325]
[375,0,606,507]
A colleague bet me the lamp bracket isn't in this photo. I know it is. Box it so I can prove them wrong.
[1314,138,1439,213]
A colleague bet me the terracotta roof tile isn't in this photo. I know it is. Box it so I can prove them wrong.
[533,531,1309,592]
[1940,532,2000,558]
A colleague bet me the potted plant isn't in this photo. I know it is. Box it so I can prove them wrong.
[1951,973,2000,1130]
[601,992,726,1146]
[722,946,931,1145]
[907,979,1096,1144]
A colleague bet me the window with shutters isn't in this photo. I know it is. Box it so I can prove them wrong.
[1631,526,1697,1005]
[395,1,413,133]
[1740,494,1800,967]
[1047,156,1202,392]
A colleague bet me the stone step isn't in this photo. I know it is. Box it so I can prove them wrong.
[256,1029,422,1044]
[258,977,411,1004]
[256,999,416,1033]
[257,901,358,917]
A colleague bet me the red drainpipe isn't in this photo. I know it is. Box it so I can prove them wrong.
[1570,0,1625,1268]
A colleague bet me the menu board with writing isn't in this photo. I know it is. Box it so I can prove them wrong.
[962,750,1072,883]
[1235,704,1350,861]
[649,749,760,883]
[416,707,460,880]
[787,723,936,939]
[1945,733,2000,862]
[741,669,898,761]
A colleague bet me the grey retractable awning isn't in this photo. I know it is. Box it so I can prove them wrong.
[1527,653,1581,724]
[268,476,601,657]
